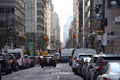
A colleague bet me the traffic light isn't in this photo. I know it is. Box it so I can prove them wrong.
[73,33,77,39]
[23,36,27,42]
[44,35,49,41]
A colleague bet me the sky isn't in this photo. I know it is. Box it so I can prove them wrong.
[52,0,73,42]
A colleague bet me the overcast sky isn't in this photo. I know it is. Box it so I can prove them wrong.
[52,0,73,42]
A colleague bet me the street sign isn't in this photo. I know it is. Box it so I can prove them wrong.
[107,35,120,40]
[97,35,120,40]
[102,33,107,46]
[97,35,102,40]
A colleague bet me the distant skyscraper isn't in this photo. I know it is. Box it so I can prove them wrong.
[51,11,60,48]
[64,16,73,41]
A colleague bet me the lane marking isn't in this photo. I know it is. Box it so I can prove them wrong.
[13,76,18,79]
[57,75,60,80]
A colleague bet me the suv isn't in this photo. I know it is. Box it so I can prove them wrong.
[41,56,56,68]
[0,54,12,74]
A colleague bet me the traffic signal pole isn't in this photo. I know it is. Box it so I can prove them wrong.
[83,0,85,48]
[102,0,105,53]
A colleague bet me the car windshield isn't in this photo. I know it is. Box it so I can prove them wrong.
[44,56,52,59]
[83,57,91,62]
[8,53,21,59]
[7,55,13,59]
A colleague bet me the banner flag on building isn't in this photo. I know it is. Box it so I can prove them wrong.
[102,33,107,46]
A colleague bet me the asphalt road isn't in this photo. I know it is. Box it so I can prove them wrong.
[2,63,83,80]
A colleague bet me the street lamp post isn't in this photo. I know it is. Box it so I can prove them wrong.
[54,29,56,48]
[83,0,85,48]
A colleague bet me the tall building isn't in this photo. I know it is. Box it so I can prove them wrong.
[25,0,46,55]
[105,0,120,53]
[54,12,60,49]
[66,21,74,48]
[83,0,91,48]
[52,11,60,48]
[73,0,79,47]
[64,16,73,41]
[36,0,46,50]
[25,0,37,55]
[73,0,91,48]
[0,0,25,51]
[46,0,53,49]
[87,0,120,53]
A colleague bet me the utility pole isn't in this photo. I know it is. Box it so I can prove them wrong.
[102,0,105,53]
[83,0,85,48]
[5,9,9,47]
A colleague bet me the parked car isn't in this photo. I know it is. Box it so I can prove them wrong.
[7,54,19,71]
[85,53,106,80]
[0,54,12,74]
[41,55,56,68]
[72,48,96,74]
[77,55,92,76]
[35,56,40,64]
[7,48,26,69]
[97,62,120,80]
[24,55,31,68]
[0,64,1,80]
[29,56,35,67]
[91,54,120,80]
[69,56,73,66]
[81,57,91,78]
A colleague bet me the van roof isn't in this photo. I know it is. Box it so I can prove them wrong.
[7,48,23,53]
[73,48,96,57]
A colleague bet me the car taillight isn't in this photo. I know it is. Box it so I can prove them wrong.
[52,58,55,61]
[22,58,24,63]
[10,60,14,63]
[42,59,44,62]
[103,77,111,80]
[76,60,80,63]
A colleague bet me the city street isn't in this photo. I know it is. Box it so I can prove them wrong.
[2,63,83,80]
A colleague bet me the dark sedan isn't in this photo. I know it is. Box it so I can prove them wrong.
[0,54,12,74]
[41,56,56,68]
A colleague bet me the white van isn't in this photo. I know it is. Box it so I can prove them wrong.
[54,52,60,61]
[60,49,74,63]
[72,48,96,73]
[7,48,26,68]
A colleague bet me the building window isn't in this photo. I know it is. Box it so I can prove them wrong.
[11,8,15,14]
[108,0,120,8]
[37,18,44,23]
[37,25,44,31]
[0,8,4,13]
[37,10,44,16]
[37,3,44,9]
